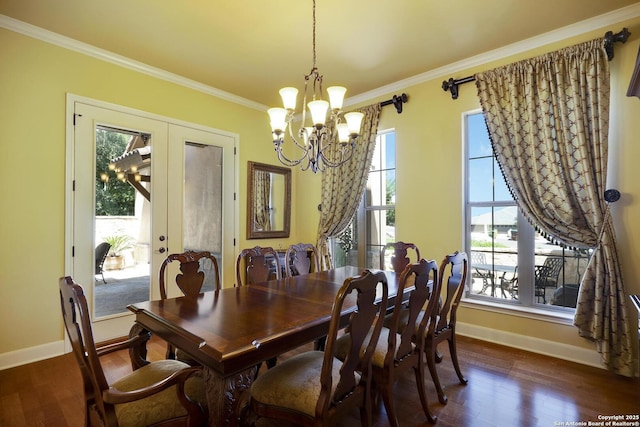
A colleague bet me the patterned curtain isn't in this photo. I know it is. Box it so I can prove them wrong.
[254,170,271,231]
[475,39,632,376]
[316,103,382,269]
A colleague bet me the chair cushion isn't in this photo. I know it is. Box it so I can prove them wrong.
[111,359,206,427]
[250,351,358,417]
[383,307,410,333]
[335,327,408,368]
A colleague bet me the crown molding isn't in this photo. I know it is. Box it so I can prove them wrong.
[346,3,640,106]
[3,4,640,110]
[0,14,267,112]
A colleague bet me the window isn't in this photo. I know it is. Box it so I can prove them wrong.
[465,111,587,310]
[332,130,396,268]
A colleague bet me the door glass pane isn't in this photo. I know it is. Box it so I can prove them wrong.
[94,127,151,317]
[183,142,222,292]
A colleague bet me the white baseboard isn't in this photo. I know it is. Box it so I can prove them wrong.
[457,322,604,369]
[0,340,66,371]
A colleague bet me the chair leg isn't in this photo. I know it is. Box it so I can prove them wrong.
[426,341,447,404]
[266,357,277,369]
[448,335,468,386]
[415,360,438,423]
[313,336,326,351]
[359,384,373,427]
[379,375,400,427]
[435,349,443,363]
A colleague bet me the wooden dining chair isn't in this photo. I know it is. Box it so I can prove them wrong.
[380,241,421,272]
[59,276,207,427]
[236,246,282,369]
[159,250,221,362]
[235,245,282,286]
[284,242,321,277]
[160,250,221,299]
[335,259,440,426]
[246,270,389,427]
[426,251,469,404]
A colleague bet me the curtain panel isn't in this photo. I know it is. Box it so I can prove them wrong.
[316,103,381,269]
[475,39,632,376]
[254,170,271,231]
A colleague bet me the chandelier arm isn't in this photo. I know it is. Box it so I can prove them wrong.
[285,125,310,151]
[274,144,309,168]
[316,137,356,168]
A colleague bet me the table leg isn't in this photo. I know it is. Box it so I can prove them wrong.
[202,365,257,427]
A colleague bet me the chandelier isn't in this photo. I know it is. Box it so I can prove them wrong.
[267,0,364,173]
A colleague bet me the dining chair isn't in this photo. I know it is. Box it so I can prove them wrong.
[95,242,111,284]
[284,242,321,277]
[59,276,207,427]
[335,259,440,426]
[236,246,282,369]
[246,270,389,427]
[426,251,469,404]
[285,242,327,351]
[380,241,421,272]
[159,250,221,362]
[235,245,282,286]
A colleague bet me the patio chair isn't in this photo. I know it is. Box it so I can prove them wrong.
[95,242,111,284]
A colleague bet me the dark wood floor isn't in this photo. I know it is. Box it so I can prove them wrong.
[1,335,637,426]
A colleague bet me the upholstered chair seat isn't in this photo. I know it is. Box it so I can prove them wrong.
[250,351,360,418]
[110,359,207,427]
[335,328,410,369]
[247,270,388,427]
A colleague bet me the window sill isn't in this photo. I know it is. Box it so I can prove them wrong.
[460,297,575,326]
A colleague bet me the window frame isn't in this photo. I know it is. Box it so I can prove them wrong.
[463,109,576,315]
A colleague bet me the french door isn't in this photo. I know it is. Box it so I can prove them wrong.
[68,96,236,341]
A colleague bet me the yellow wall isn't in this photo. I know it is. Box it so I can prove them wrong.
[2,14,639,368]
[0,27,280,354]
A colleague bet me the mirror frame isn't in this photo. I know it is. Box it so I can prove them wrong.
[247,161,291,239]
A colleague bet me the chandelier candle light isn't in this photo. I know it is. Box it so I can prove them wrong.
[267,0,364,173]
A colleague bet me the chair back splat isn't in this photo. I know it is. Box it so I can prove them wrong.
[236,246,282,286]
[247,270,389,426]
[380,241,420,273]
[426,251,469,404]
[284,242,321,277]
[159,250,220,300]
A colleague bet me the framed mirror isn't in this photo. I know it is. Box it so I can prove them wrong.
[247,161,291,239]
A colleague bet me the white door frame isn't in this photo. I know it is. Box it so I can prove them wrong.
[65,93,239,345]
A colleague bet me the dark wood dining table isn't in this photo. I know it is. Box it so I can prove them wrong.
[127,266,403,427]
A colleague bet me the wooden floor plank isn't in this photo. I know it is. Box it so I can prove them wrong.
[0,335,637,426]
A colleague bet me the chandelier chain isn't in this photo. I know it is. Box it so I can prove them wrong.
[312,0,317,70]
[267,0,365,173]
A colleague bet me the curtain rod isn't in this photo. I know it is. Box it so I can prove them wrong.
[442,27,631,100]
[379,93,408,113]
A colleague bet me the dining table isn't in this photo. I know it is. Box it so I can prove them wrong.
[127,266,405,427]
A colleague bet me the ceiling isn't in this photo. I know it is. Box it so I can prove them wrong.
[1,1,638,109]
